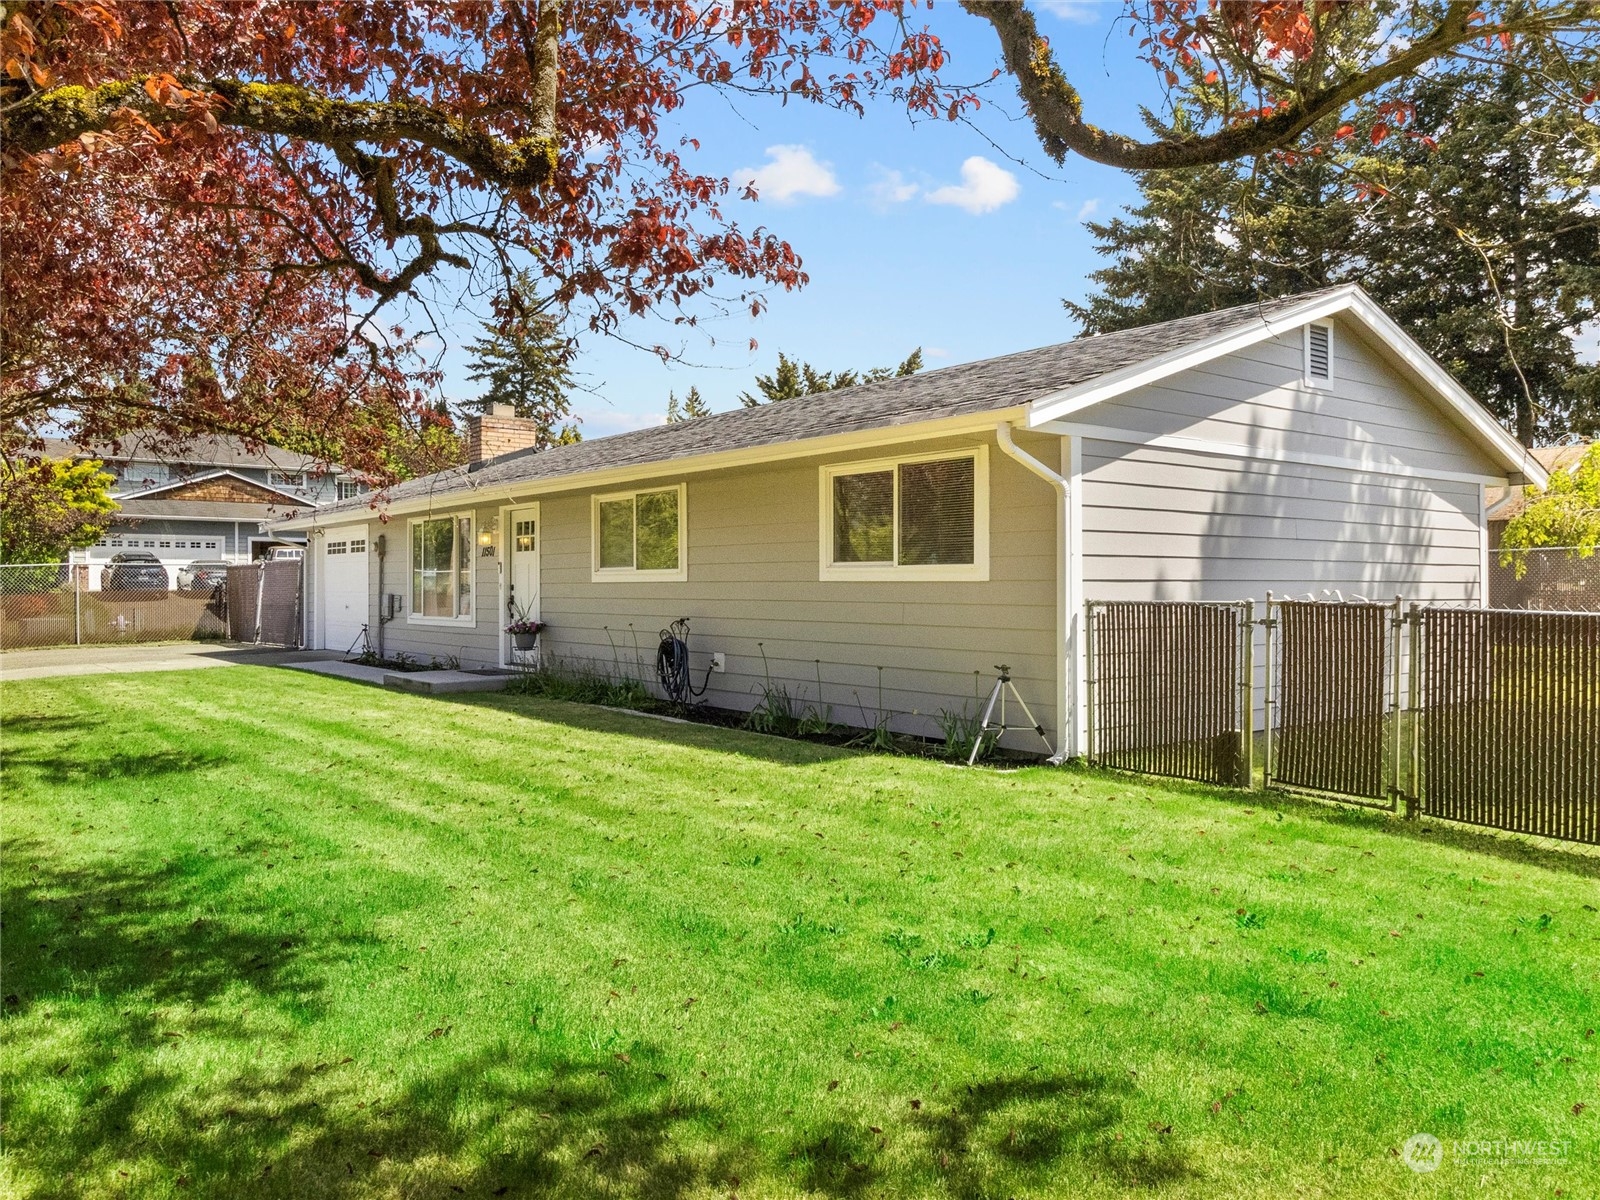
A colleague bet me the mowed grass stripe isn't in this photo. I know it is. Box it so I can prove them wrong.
[3,667,1595,1199]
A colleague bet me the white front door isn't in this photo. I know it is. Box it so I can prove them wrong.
[504,506,540,663]
[320,527,370,654]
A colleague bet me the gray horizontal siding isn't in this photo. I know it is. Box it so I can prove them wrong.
[534,431,1059,746]
[1081,442,1482,605]
[1083,316,1494,478]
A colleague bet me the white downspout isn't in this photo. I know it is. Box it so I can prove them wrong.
[995,422,1075,762]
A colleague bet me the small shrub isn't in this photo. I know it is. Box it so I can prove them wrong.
[938,704,997,762]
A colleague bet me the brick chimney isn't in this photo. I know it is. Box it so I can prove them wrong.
[465,403,544,465]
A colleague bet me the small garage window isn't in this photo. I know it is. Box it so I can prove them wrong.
[410,515,473,622]
[819,447,989,582]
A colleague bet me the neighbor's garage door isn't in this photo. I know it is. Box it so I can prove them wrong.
[320,528,370,653]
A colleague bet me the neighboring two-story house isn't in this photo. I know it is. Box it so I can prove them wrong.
[45,432,367,582]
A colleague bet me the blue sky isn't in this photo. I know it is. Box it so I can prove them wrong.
[427,2,1171,438]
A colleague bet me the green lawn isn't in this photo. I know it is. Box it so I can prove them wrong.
[2,669,1596,1199]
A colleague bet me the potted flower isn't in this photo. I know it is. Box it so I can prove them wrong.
[506,616,544,651]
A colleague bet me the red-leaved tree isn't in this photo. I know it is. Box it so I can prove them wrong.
[3,1,1593,479]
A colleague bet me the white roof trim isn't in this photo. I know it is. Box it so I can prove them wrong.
[1024,284,1548,488]
[114,469,311,507]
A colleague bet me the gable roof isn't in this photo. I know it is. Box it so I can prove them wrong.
[273,285,1544,530]
[116,469,311,508]
[39,432,341,475]
[1486,442,1592,521]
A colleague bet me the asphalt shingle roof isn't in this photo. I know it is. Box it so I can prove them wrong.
[297,287,1351,520]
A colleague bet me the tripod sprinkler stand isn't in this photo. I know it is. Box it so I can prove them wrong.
[969,664,1054,766]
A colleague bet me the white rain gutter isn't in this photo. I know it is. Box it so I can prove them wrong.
[994,422,1075,762]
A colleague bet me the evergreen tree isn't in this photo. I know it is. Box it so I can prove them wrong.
[1067,58,1600,444]
[665,386,712,423]
[738,348,923,407]
[1354,55,1600,444]
[462,273,579,447]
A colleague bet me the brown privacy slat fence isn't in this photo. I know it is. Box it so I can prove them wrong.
[1,562,227,648]
[1415,608,1599,844]
[1085,598,1598,847]
[1086,601,1250,786]
[224,561,303,646]
[1268,600,1396,805]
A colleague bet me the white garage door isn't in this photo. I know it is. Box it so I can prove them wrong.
[320,528,370,654]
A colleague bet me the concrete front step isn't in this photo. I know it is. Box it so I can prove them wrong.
[381,670,509,695]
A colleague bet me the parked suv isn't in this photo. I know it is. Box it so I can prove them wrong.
[100,552,170,597]
[177,560,231,594]
[269,546,304,561]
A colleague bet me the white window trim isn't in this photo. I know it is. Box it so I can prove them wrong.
[818,445,989,583]
[406,514,477,626]
[590,483,689,583]
[1303,321,1333,389]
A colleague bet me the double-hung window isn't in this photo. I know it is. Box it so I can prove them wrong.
[592,484,686,581]
[410,515,474,622]
[820,448,988,581]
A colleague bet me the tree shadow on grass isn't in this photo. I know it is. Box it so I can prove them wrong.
[4,843,1194,1199]
[910,1072,1196,1196]
[13,746,232,785]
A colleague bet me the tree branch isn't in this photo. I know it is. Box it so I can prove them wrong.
[962,0,1599,170]
[2,76,560,188]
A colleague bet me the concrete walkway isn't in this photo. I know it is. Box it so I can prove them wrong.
[284,659,510,693]
[0,642,339,682]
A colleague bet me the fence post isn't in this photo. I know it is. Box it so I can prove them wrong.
[1084,601,1098,766]
[1261,591,1275,787]
[1405,603,1422,820]
[1239,600,1256,789]
[252,562,266,645]
[74,566,82,646]
[1389,595,1405,811]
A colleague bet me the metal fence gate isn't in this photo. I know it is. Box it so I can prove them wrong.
[1266,599,1399,806]
[1086,600,1252,786]
[224,560,303,647]
[1415,608,1599,844]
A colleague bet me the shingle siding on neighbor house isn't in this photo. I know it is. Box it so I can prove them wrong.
[1078,316,1489,605]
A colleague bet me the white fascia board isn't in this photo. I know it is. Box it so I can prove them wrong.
[268,407,1029,533]
[1025,285,1548,489]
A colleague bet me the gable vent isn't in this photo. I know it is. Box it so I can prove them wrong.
[1306,323,1332,380]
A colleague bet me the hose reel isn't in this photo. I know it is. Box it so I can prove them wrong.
[656,616,713,706]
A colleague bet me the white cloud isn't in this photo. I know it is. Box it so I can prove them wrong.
[1035,0,1106,24]
[924,347,952,360]
[925,156,1020,215]
[1076,198,1101,221]
[735,144,840,204]
[867,166,919,207]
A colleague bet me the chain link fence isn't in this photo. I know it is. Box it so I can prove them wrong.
[1489,547,1599,612]
[1086,600,1252,786]
[1,560,302,650]
[1,561,227,649]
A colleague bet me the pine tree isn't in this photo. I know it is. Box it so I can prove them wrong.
[1066,58,1600,444]
[737,348,924,407]
[666,386,711,423]
[462,273,579,446]
[1354,55,1600,444]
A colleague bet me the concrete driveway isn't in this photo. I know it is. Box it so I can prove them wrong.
[0,642,339,682]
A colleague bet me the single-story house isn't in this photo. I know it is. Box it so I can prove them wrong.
[272,285,1546,755]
